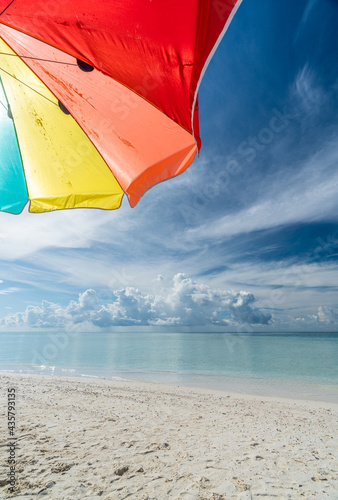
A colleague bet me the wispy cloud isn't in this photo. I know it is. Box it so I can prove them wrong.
[185,147,338,242]
[0,287,19,295]
[297,0,318,34]
[293,64,326,115]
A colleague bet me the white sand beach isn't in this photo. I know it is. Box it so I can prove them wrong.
[0,373,337,499]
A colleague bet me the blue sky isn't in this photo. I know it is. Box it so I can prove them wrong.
[0,0,337,332]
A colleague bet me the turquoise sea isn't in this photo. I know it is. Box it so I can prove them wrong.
[1,331,338,403]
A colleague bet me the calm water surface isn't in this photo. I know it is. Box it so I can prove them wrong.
[1,331,337,402]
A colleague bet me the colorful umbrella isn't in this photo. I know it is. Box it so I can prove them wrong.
[0,0,242,213]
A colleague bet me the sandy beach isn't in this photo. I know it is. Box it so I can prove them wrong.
[0,373,337,499]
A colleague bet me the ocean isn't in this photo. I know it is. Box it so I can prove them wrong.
[1,331,338,403]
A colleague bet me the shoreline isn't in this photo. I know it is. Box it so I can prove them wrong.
[0,373,337,498]
[1,368,338,407]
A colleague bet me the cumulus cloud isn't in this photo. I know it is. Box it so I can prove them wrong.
[0,274,271,330]
[153,275,164,282]
[292,306,338,330]
[316,306,338,324]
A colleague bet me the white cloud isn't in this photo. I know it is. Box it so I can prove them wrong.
[0,202,131,261]
[0,274,271,330]
[316,305,338,324]
[0,286,20,295]
[185,140,338,242]
[295,0,320,41]
[153,274,164,282]
[293,64,326,115]
[283,305,338,331]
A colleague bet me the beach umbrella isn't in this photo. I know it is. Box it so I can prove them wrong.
[0,0,242,213]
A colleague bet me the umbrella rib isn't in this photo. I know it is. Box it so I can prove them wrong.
[0,52,78,65]
[0,0,15,16]
[0,65,58,107]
